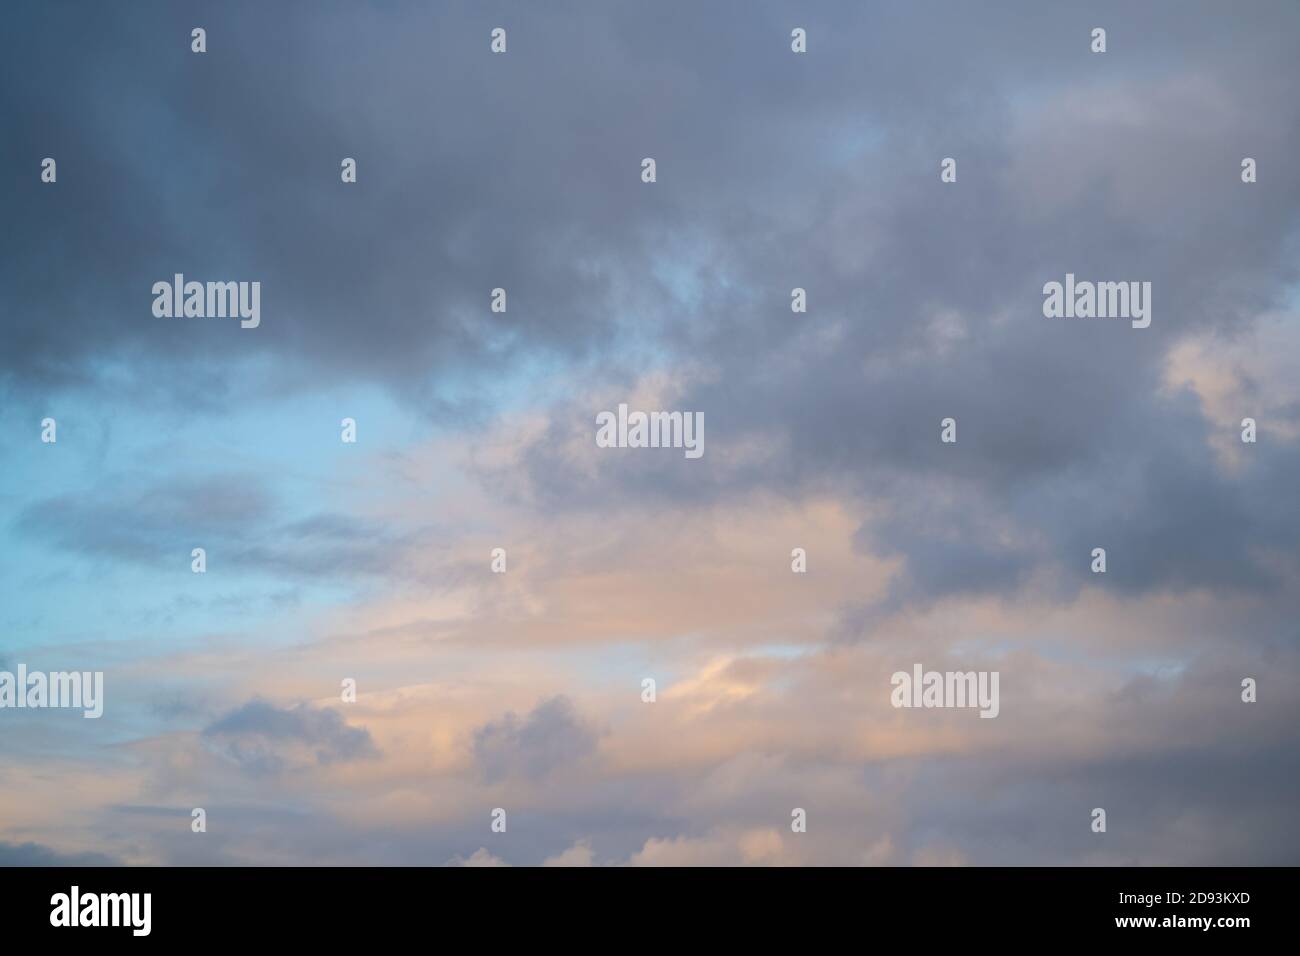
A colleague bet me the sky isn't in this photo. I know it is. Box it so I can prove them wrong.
[2,0,1299,866]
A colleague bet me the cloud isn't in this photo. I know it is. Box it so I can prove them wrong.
[473,696,599,783]
[542,840,595,867]
[14,472,411,582]
[202,698,379,776]
[2,0,1299,868]
[450,848,510,867]
[626,828,787,867]
[0,841,120,867]
[0,2,690,412]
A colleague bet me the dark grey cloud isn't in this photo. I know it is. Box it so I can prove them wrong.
[457,0,1300,613]
[897,702,1300,864]
[5,0,1299,609]
[2,0,711,412]
[473,695,599,782]
[202,698,378,775]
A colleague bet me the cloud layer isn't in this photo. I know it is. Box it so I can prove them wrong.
[2,0,1298,866]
